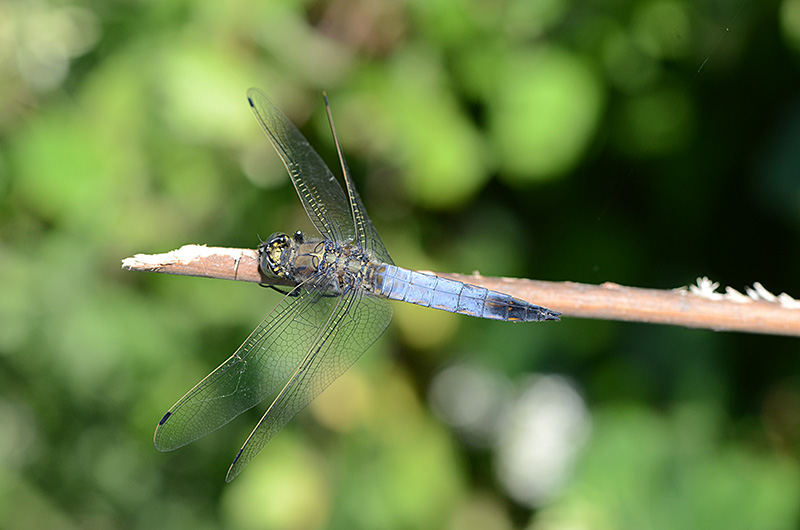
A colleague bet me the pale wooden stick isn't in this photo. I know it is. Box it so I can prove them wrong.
[121,245,292,287]
[122,245,800,337]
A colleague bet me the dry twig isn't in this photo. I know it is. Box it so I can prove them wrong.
[122,245,800,337]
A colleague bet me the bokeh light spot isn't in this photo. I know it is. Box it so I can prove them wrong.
[490,47,604,183]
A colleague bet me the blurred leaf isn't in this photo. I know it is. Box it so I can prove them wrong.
[615,83,694,156]
[488,47,605,183]
[358,47,491,209]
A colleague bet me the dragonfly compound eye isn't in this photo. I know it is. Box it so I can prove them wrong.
[259,232,293,278]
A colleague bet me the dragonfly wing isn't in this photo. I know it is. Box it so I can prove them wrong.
[322,94,393,265]
[154,277,339,452]
[344,170,393,265]
[225,290,392,482]
[247,88,354,244]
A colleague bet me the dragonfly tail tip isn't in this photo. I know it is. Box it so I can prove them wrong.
[537,308,561,322]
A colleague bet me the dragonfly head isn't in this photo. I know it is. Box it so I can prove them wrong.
[258,232,296,280]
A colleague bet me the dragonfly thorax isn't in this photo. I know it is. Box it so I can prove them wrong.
[258,229,379,292]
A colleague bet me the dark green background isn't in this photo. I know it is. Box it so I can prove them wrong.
[1,0,799,528]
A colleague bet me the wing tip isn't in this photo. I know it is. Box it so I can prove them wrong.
[246,87,265,109]
[158,411,172,425]
[225,447,246,483]
[154,412,177,452]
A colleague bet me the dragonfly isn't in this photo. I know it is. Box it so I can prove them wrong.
[154,88,561,482]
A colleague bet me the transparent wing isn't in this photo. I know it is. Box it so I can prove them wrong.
[343,170,393,265]
[154,276,340,452]
[247,88,354,244]
[226,290,393,482]
[322,94,393,265]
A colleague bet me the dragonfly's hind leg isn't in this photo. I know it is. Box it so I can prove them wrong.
[261,284,299,296]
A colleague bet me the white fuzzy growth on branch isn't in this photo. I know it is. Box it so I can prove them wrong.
[689,276,800,309]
